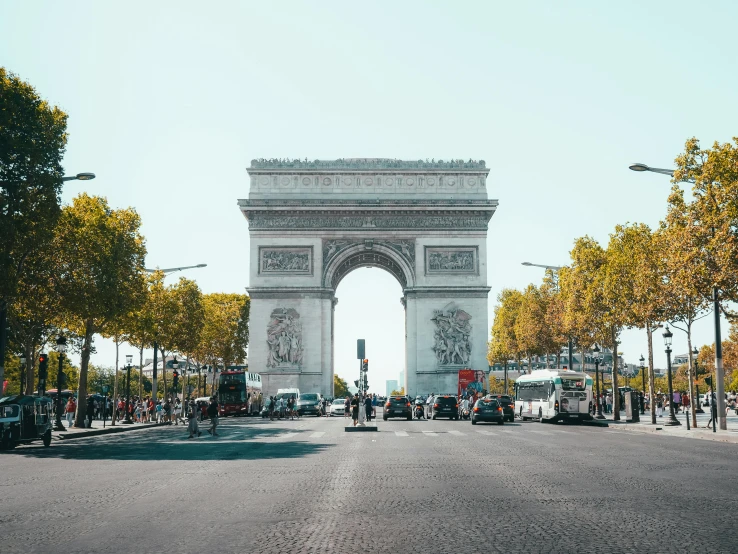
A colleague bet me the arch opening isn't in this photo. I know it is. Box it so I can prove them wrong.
[323,243,415,291]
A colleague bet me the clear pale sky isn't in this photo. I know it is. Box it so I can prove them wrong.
[2,1,736,391]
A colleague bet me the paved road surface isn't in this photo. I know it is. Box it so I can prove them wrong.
[2,413,736,553]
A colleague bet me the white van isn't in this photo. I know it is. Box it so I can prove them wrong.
[276,388,300,401]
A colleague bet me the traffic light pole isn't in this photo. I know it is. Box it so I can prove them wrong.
[54,352,66,431]
[357,358,366,426]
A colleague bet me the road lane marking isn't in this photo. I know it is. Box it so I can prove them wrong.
[448,430,466,436]
[276,432,298,440]
[475,429,496,435]
[309,432,325,438]
[422,430,438,437]
[528,430,552,435]
[394,430,409,437]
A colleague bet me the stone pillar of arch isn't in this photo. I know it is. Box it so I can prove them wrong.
[239,159,497,398]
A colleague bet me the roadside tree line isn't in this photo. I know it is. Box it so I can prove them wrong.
[0,68,249,427]
[488,137,738,424]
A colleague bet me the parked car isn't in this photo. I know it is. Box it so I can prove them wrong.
[383,396,412,421]
[432,395,458,420]
[471,398,505,425]
[297,393,323,416]
[329,398,346,416]
[488,394,515,422]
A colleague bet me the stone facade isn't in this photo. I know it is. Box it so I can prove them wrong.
[239,159,497,397]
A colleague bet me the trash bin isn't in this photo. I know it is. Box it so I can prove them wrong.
[625,391,640,423]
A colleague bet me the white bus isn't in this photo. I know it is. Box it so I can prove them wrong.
[514,369,593,423]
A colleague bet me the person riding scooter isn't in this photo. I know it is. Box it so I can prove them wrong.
[414,398,425,420]
[459,396,470,420]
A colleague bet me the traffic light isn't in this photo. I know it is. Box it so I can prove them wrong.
[172,371,179,389]
[363,375,368,390]
[362,359,368,372]
[38,354,49,380]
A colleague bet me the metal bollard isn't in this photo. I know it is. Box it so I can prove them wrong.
[685,411,690,430]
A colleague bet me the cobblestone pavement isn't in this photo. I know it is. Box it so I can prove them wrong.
[2,411,736,553]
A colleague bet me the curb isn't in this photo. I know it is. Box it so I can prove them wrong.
[56,423,161,441]
[606,423,738,444]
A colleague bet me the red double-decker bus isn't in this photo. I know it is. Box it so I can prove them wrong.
[218,370,262,417]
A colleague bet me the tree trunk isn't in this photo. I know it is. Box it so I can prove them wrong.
[611,327,620,421]
[647,326,656,425]
[111,336,120,426]
[138,342,144,400]
[24,343,34,395]
[160,347,168,398]
[74,318,94,427]
[686,323,697,428]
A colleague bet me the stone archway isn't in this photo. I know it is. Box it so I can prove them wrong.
[239,159,497,397]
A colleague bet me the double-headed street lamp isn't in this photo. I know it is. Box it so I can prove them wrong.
[145,264,207,400]
[593,344,605,420]
[122,355,134,424]
[662,326,681,426]
[630,162,727,430]
[521,262,573,371]
[0,172,95,397]
[53,336,67,431]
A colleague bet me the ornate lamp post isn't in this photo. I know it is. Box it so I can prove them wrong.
[638,354,646,414]
[663,326,681,426]
[172,356,180,399]
[593,344,605,419]
[53,336,67,431]
[122,354,134,424]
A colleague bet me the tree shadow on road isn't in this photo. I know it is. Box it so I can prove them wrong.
[1,426,332,462]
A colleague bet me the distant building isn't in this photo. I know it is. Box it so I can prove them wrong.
[386,380,399,396]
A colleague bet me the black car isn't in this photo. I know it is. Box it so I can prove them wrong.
[383,396,412,421]
[432,395,459,420]
[471,398,505,425]
[297,393,323,416]
[489,394,515,422]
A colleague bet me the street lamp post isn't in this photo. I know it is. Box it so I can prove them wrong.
[172,357,180,399]
[638,354,646,415]
[122,355,134,424]
[630,162,727,430]
[593,344,605,419]
[693,347,704,414]
[53,336,67,431]
[662,326,681,426]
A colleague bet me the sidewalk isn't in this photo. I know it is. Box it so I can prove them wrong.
[53,418,163,441]
[600,409,738,444]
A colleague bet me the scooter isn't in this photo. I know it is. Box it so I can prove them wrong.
[460,406,470,420]
[414,402,425,420]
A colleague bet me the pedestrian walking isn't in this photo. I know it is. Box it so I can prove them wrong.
[207,397,219,436]
[364,394,372,422]
[187,399,201,439]
[86,396,95,428]
[65,397,76,428]
[351,394,359,427]
[426,393,435,418]
[344,396,350,418]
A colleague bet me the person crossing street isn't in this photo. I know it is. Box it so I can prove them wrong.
[206,397,219,436]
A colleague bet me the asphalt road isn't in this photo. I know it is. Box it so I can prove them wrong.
[2,411,736,553]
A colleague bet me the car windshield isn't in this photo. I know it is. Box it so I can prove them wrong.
[332,399,344,405]
[476,400,499,408]
[1,405,20,418]
[301,394,318,401]
[390,397,407,404]
[493,395,512,403]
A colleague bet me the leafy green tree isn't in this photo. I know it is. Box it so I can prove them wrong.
[488,288,525,373]
[53,194,147,426]
[390,388,405,396]
[195,292,247,370]
[334,374,349,398]
[0,68,68,387]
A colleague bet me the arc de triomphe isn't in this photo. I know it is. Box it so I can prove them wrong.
[238,159,497,397]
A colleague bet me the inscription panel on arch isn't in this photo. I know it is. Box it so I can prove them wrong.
[259,246,313,275]
[424,246,478,275]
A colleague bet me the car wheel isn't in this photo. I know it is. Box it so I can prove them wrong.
[383,415,388,421]
[498,420,504,426]
[43,430,52,447]
[432,415,437,420]
[471,418,477,425]
[407,415,412,421]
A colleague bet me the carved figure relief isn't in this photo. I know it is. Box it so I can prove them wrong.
[323,240,355,265]
[431,302,472,366]
[249,215,489,230]
[266,308,303,367]
[380,240,415,263]
[259,247,312,274]
[425,247,477,274]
